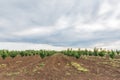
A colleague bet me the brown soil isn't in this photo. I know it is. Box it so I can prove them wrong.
[0,54,120,80]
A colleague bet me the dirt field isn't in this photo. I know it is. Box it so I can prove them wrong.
[0,54,120,80]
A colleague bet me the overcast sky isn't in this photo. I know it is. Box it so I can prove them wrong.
[0,0,120,50]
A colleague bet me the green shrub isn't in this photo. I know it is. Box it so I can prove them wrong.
[0,50,8,59]
[39,50,47,59]
[98,50,105,57]
[88,51,93,56]
[109,50,115,59]
[116,50,120,55]
[93,48,98,56]
[9,51,18,58]
[19,51,25,57]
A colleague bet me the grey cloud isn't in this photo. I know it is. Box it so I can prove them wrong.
[0,0,120,49]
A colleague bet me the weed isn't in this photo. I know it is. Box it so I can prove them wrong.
[0,64,7,68]
[71,62,89,72]
[39,62,45,67]
[6,72,20,76]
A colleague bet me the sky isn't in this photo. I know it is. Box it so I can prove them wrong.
[0,0,120,50]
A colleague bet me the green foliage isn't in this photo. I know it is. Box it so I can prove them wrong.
[39,51,46,59]
[0,50,9,59]
[19,51,25,57]
[88,51,93,56]
[116,50,120,55]
[93,48,99,56]
[9,51,18,58]
[109,50,115,59]
[75,53,81,59]
[38,50,56,59]
[83,49,89,56]
[62,48,119,59]
[0,48,119,59]
[98,50,106,57]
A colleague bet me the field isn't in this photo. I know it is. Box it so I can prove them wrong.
[0,49,120,80]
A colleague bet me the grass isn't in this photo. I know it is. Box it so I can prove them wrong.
[39,62,45,67]
[98,61,120,68]
[71,62,89,72]
[5,72,20,76]
[0,64,7,68]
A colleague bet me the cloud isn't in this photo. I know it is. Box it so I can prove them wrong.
[98,0,112,15]
[0,0,120,50]
[0,42,68,51]
[92,40,120,50]
[13,27,54,36]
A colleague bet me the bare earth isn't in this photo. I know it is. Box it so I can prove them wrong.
[0,54,120,80]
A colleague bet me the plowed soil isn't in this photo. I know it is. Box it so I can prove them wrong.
[0,54,120,80]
